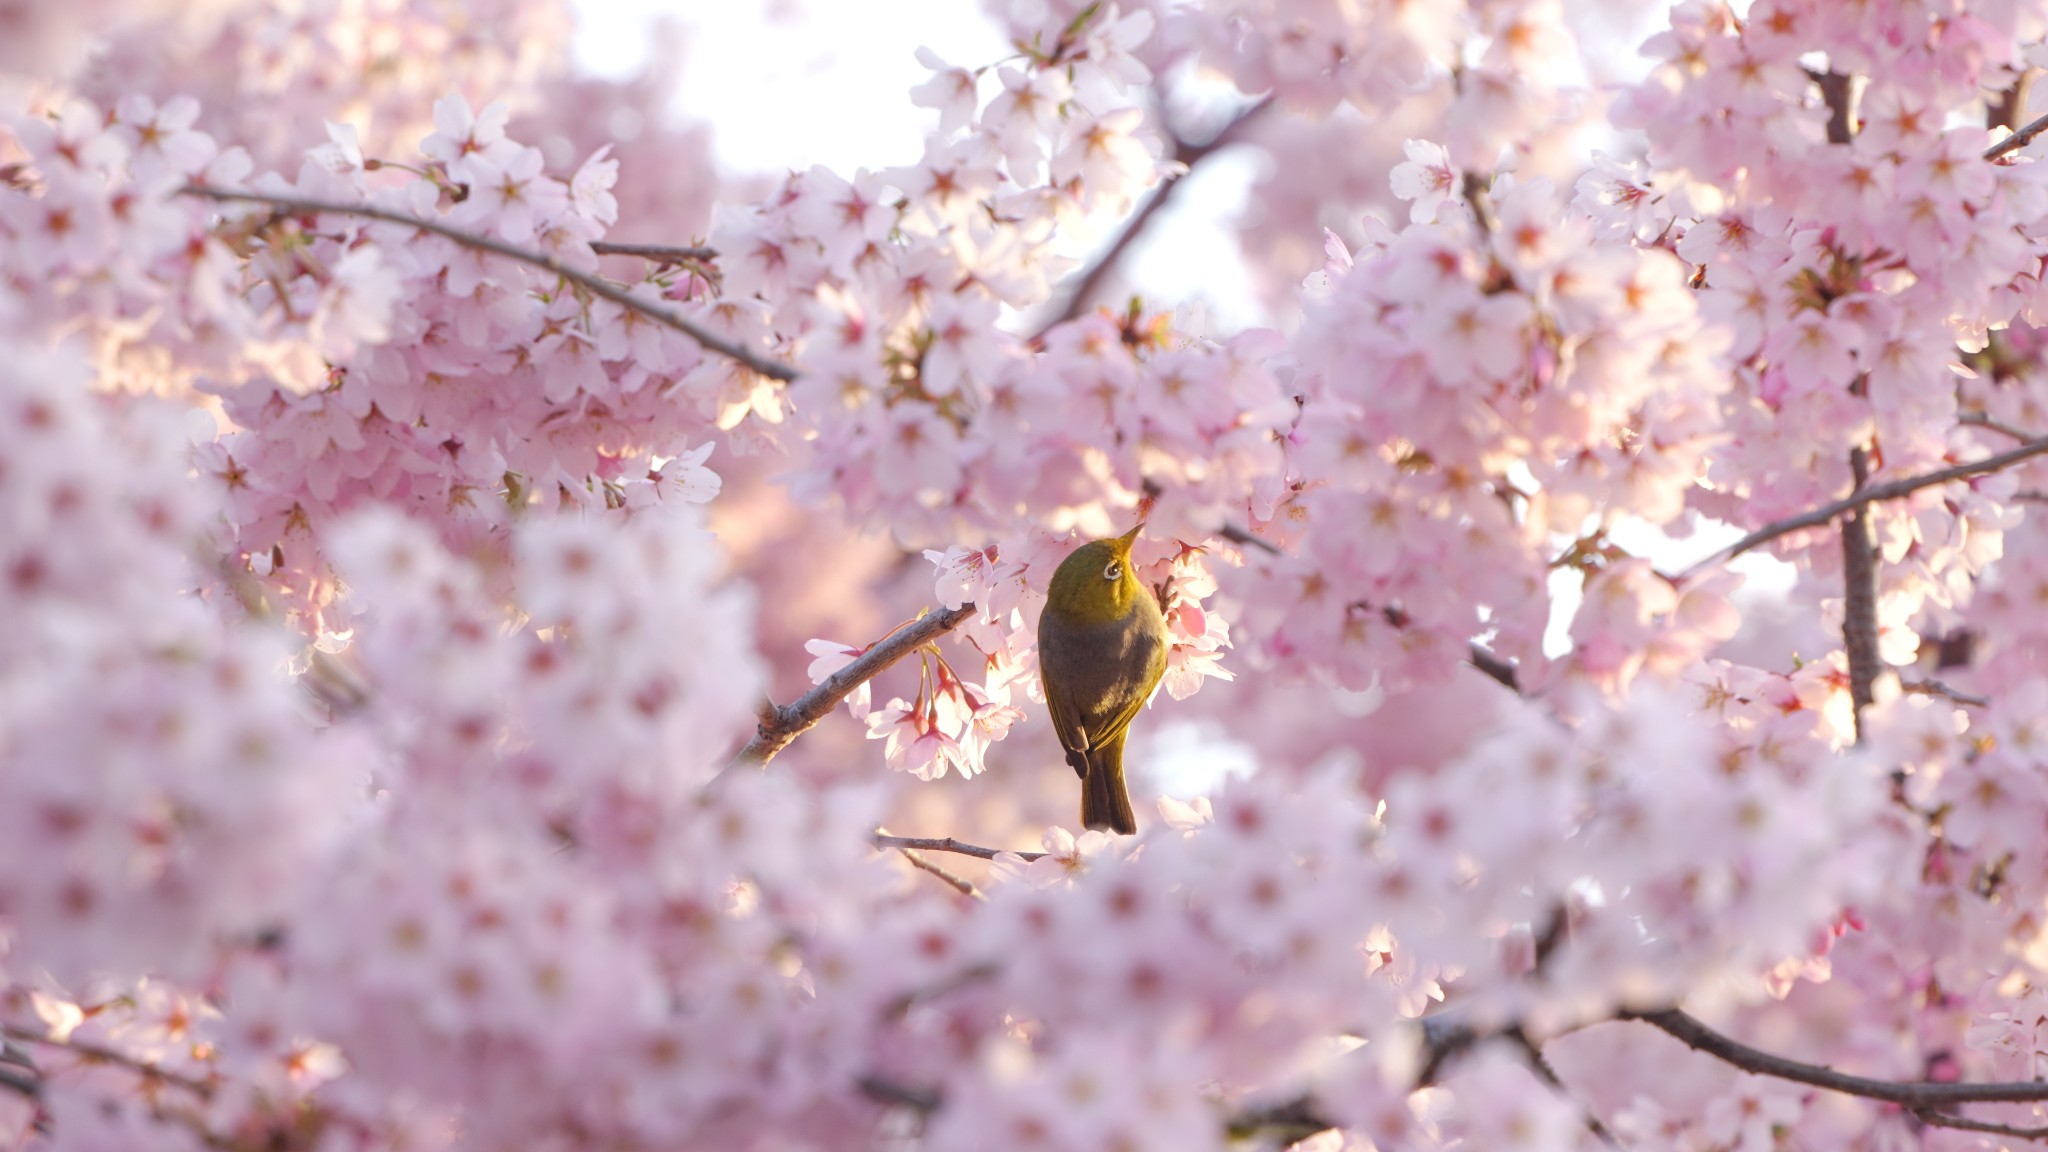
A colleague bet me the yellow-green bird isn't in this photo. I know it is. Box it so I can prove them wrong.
[1037,525,1169,836]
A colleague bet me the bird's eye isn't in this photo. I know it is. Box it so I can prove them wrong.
[1102,561,1121,581]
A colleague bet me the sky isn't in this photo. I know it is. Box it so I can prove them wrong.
[570,0,1269,330]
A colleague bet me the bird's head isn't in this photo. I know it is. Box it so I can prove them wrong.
[1044,524,1146,626]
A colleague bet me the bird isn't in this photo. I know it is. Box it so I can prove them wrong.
[1036,524,1169,835]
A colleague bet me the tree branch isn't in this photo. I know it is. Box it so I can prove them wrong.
[1841,445,1880,738]
[1219,523,1281,556]
[1466,643,1521,693]
[0,1024,212,1098]
[178,185,798,382]
[1033,96,1273,337]
[1901,677,1989,708]
[872,833,1046,862]
[1684,435,2048,574]
[731,604,977,766]
[895,848,987,900]
[589,240,719,264]
[1625,1008,2048,1108]
[1958,410,2041,442]
[1986,111,2048,160]
[1915,1107,2048,1141]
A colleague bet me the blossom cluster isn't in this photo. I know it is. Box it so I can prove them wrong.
[12,0,2048,1149]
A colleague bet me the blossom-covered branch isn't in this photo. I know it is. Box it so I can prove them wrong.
[1689,434,2048,572]
[734,605,977,766]
[179,185,797,381]
[0,1024,213,1098]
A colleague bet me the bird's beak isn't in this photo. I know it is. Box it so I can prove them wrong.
[1115,523,1144,553]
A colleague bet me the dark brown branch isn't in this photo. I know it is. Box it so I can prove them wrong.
[1915,1108,2048,1141]
[1987,111,2048,160]
[896,848,986,900]
[1815,70,1859,147]
[858,1074,943,1113]
[590,240,719,264]
[1626,1008,2048,1108]
[1219,523,1281,555]
[732,604,977,766]
[1841,445,1880,738]
[1466,643,1521,693]
[178,185,797,382]
[1034,96,1272,336]
[1508,1027,1623,1150]
[1687,435,2048,573]
[872,833,1046,862]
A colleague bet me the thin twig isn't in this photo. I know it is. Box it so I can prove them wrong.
[590,240,719,264]
[1958,410,2041,442]
[1034,96,1272,336]
[731,604,978,766]
[0,1024,213,1098]
[1508,1027,1624,1150]
[0,1066,35,1100]
[1684,435,2048,574]
[1915,1108,2048,1141]
[1626,1008,2048,1107]
[896,848,986,900]
[872,833,1046,862]
[1901,678,1990,708]
[1987,111,2048,160]
[1219,523,1281,555]
[178,185,797,382]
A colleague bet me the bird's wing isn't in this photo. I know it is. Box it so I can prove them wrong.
[1042,675,1091,778]
[1074,629,1170,759]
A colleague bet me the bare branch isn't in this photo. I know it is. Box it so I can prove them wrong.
[1466,643,1521,693]
[1987,111,2048,160]
[1685,435,2048,574]
[1915,1108,2048,1141]
[1219,523,1281,555]
[896,848,987,901]
[858,1074,943,1114]
[589,240,719,264]
[1959,410,2042,442]
[1033,96,1272,337]
[872,833,1046,862]
[1901,678,1990,708]
[1507,1027,1623,1150]
[1626,1008,2048,1108]
[178,185,798,383]
[732,604,978,766]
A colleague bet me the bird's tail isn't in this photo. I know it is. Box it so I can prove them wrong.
[1081,745,1137,836]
